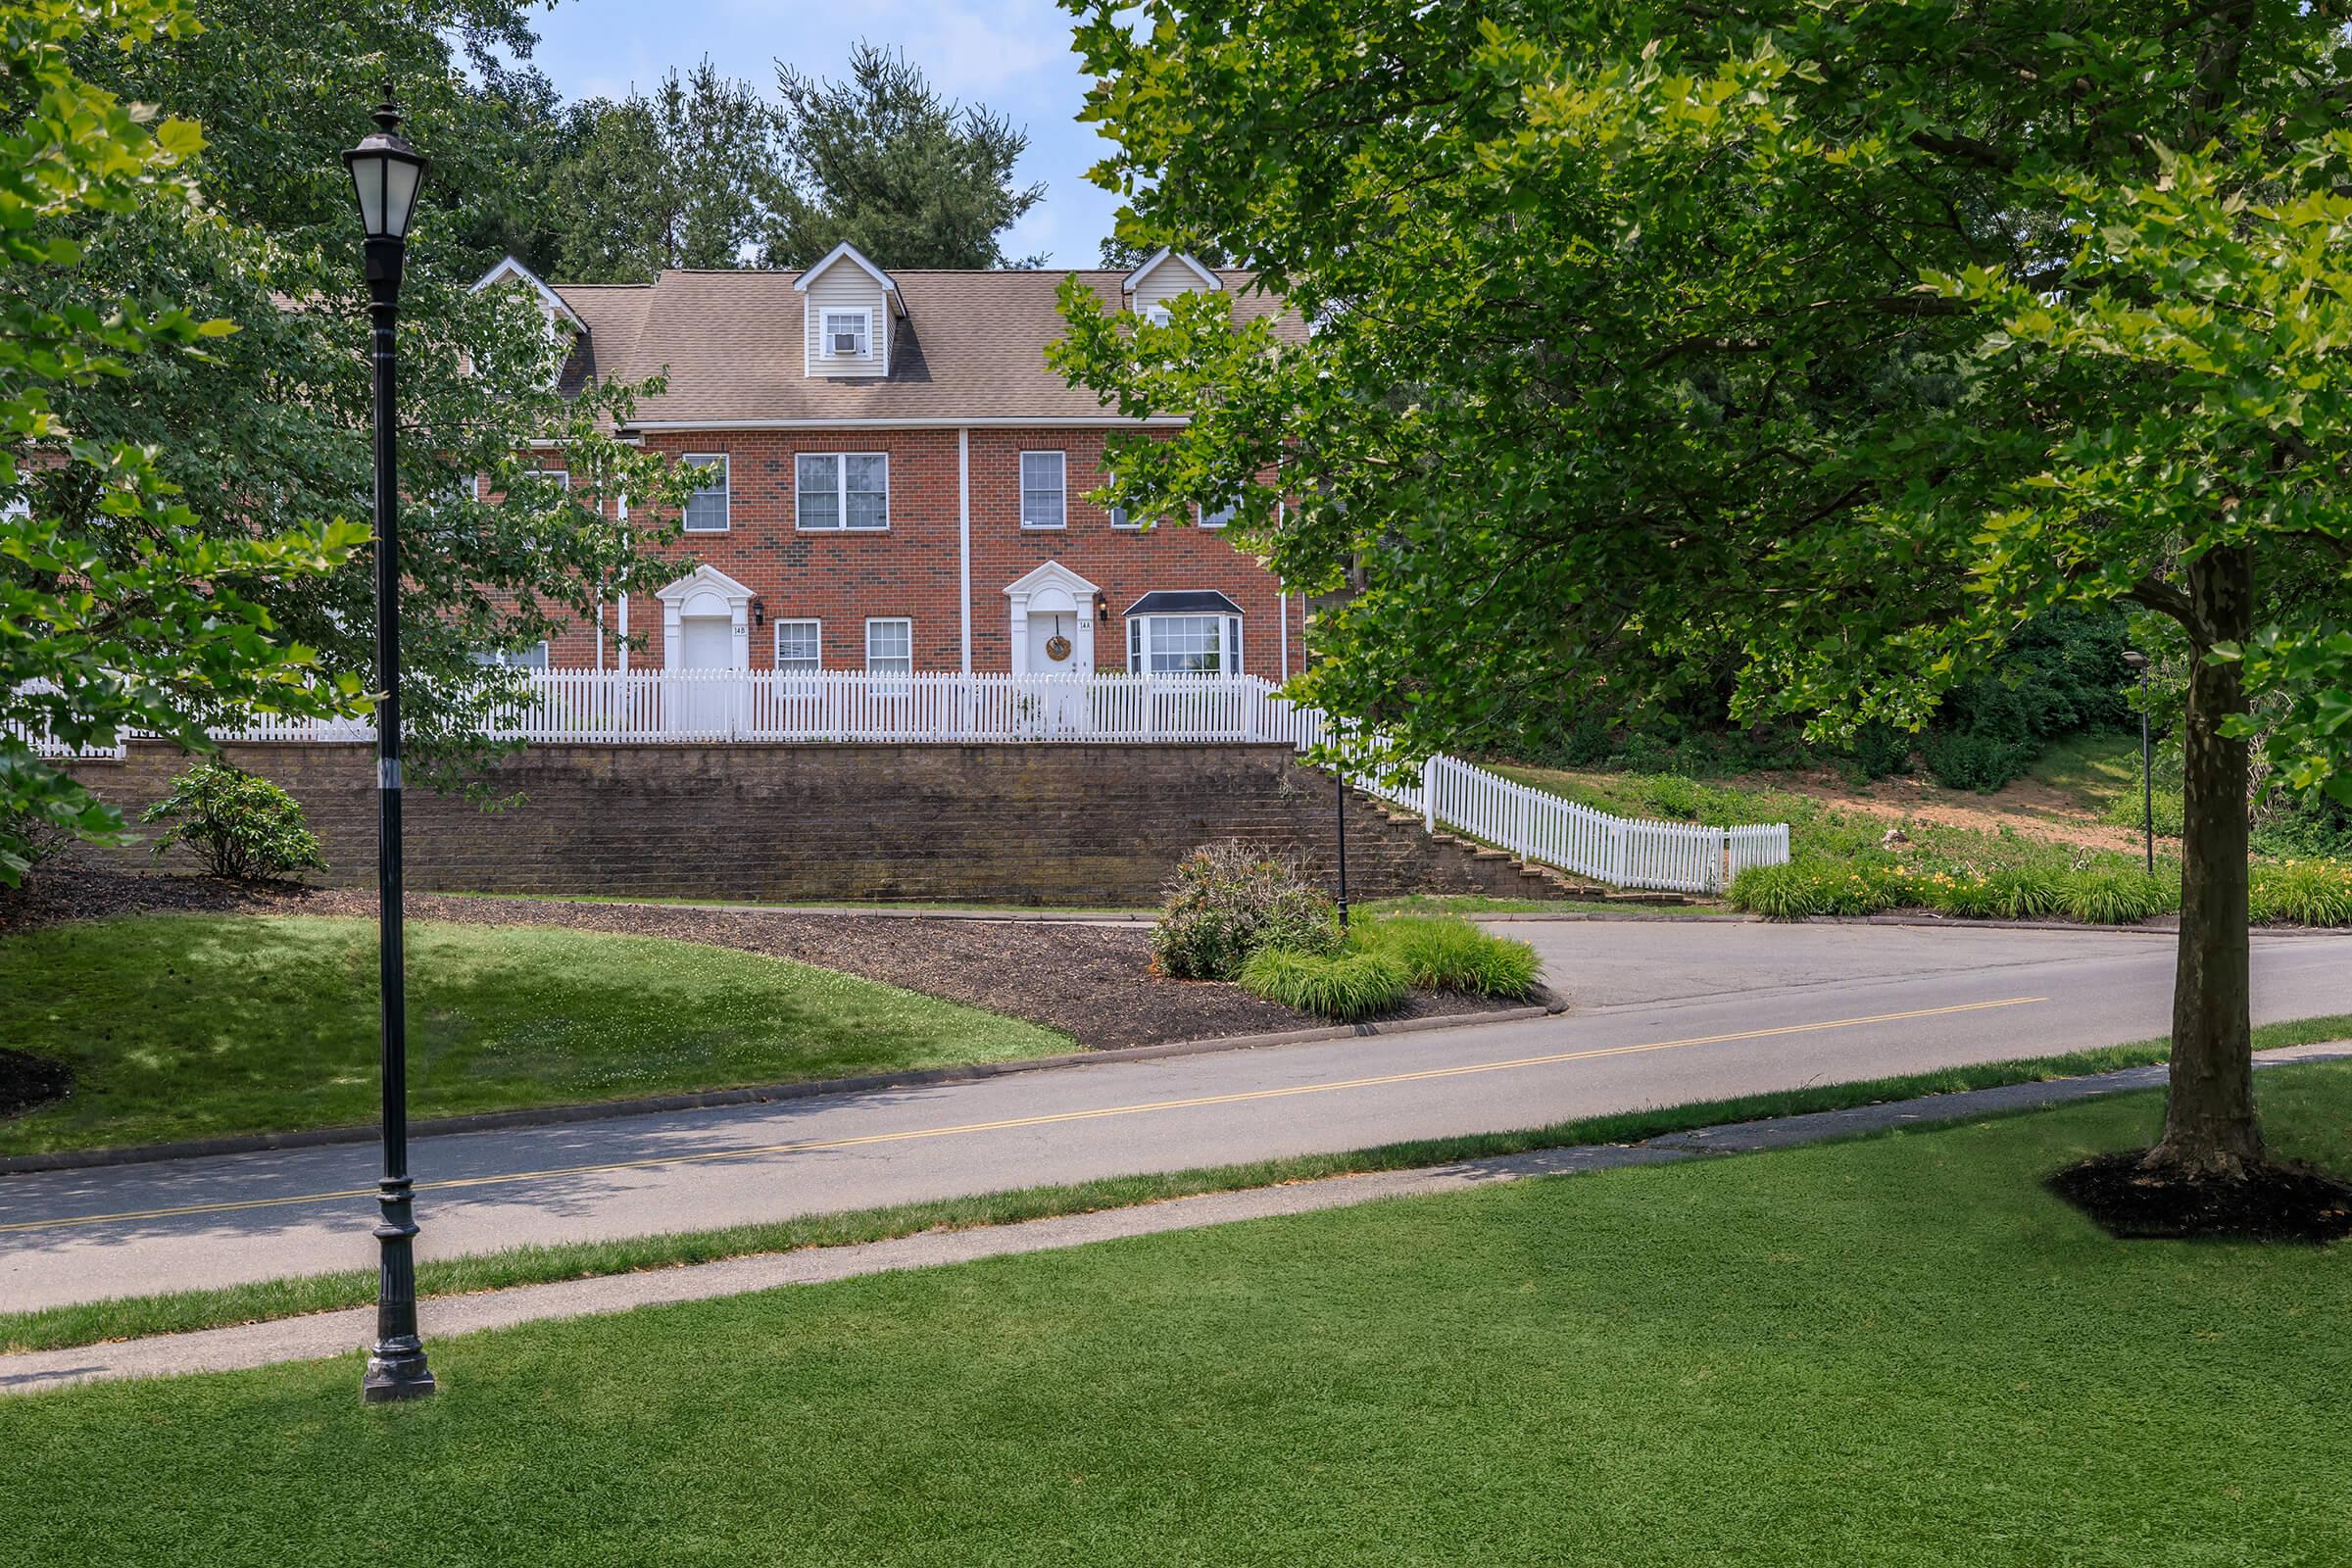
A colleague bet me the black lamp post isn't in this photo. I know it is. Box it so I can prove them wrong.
[344,84,434,1403]
[2123,649,2153,876]
[1335,770,1350,929]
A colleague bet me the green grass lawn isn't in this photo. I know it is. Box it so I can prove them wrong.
[2027,731,2145,813]
[0,915,1069,1156]
[8,1064,2349,1565]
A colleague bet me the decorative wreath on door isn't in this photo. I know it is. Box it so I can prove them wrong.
[1045,634,1073,662]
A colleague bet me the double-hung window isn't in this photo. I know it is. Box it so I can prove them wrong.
[797,453,889,529]
[470,641,550,670]
[682,454,729,532]
[821,310,870,359]
[1198,496,1237,529]
[1020,451,1066,529]
[1126,613,1243,674]
[773,619,821,672]
[865,617,912,691]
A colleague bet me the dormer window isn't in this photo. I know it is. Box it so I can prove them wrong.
[1144,304,1172,327]
[823,310,870,360]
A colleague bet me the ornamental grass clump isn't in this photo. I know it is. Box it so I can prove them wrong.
[1981,868,2064,920]
[1351,915,1543,999]
[140,762,326,882]
[2249,860,2352,927]
[1729,862,1902,918]
[1726,862,1825,918]
[2054,869,2175,925]
[1239,947,1410,1021]
[1151,840,1342,980]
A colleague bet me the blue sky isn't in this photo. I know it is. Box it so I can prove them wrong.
[523,0,1122,268]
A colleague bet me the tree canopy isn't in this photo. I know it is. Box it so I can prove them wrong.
[43,0,690,792]
[553,60,779,282]
[767,43,1046,270]
[1054,0,2352,1182]
[0,0,362,881]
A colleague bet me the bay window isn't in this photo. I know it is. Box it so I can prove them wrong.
[1126,612,1243,674]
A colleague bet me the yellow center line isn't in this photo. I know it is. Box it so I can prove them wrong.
[1,995,2045,1236]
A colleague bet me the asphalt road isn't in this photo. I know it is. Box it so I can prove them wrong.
[4,921,2347,1313]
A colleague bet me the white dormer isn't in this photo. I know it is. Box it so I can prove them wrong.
[471,255,585,384]
[1122,248,1222,323]
[797,241,903,378]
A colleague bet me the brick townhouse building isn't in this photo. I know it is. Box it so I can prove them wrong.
[472,243,1306,685]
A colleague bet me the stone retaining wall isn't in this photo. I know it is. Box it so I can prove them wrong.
[65,742,1562,906]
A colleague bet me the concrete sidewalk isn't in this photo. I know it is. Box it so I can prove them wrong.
[9,1041,2341,1398]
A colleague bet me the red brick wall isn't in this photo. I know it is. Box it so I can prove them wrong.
[64,741,1548,906]
[530,426,1304,678]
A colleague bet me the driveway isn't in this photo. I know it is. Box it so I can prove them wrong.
[3,920,2346,1313]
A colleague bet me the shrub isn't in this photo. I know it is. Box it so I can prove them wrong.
[1351,916,1543,999]
[2054,869,2176,925]
[1920,729,2038,794]
[2250,860,2352,927]
[1239,947,1410,1021]
[140,762,325,882]
[1152,840,1342,981]
[1843,722,1915,782]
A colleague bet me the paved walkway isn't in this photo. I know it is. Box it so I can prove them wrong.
[8,1042,2342,1396]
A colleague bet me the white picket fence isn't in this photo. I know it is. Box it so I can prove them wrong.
[16,670,1788,894]
[1408,754,1790,894]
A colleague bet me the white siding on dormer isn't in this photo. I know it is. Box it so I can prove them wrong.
[804,269,890,377]
[1128,254,1223,323]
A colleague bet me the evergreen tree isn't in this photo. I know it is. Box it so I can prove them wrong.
[553,61,779,282]
[767,43,1044,269]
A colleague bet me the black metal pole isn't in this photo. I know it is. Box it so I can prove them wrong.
[362,230,434,1402]
[1334,770,1349,929]
[2139,666,2154,877]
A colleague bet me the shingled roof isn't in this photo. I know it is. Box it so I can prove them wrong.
[546,267,1294,426]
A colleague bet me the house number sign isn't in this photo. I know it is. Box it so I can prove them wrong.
[1045,634,1073,662]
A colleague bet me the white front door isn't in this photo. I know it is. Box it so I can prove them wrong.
[1025,609,1092,677]
[678,614,734,734]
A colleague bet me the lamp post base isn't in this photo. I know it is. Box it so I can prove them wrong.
[363,1341,437,1402]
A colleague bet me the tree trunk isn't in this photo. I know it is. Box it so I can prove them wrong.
[2147,542,2262,1179]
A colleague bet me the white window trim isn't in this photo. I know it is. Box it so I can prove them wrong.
[864,617,913,675]
[795,452,891,531]
[1019,450,1067,530]
[820,308,872,361]
[681,453,730,533]
[773,617,822,670]
[525,467,570,491]
[1197,496,1236,529]
[1108,504,1140,530]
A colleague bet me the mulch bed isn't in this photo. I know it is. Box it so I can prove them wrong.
[2048,1152,2352,1244]
[0,870,1518,1051]
[0,1047,72,1120]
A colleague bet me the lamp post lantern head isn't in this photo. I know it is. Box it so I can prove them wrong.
[2122,650,2149,673]
[343,83,428,243]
